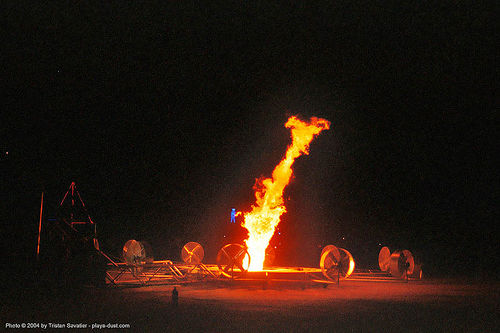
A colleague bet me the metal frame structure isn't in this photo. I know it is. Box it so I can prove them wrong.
[59,182,97,237]
[41,183,422,288]
[101,241,422,288]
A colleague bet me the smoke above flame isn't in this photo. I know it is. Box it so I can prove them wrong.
[242,116,330,271]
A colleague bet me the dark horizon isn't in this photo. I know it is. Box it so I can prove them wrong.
[2,2,497,278]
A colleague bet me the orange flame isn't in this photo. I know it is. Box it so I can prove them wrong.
[242,116,330,271]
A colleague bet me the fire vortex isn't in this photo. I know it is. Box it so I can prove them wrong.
[242,116,330,271]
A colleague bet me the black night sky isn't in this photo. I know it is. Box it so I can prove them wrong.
[2,2,497,278]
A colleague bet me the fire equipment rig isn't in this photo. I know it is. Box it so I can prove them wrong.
[103,241,422,287]
[38,182,422,289]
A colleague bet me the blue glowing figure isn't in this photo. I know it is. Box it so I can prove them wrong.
[230,208,236,223]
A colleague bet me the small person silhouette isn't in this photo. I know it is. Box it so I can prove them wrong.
[172,287,178,307]
[230,208,236,223]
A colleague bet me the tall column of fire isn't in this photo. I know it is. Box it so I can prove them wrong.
[242,116,330,271]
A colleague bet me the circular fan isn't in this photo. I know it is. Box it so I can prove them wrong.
[320,244,341,281]
[216,243,250,278]
[122,239,145,264]
[378,246,391,272]
[181,242,204,264]
[389,250,414,278]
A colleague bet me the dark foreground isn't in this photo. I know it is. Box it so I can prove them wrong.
[3,279,499,332]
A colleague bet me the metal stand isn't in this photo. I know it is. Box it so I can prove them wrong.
[59,182,96,237]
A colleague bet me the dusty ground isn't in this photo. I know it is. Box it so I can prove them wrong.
[3,279,499,332]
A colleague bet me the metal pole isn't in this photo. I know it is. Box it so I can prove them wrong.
[36,192,44,261]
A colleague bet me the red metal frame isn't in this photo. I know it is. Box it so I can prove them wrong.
[59,182,96,236]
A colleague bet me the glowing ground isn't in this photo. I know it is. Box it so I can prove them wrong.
[4,279,498,332]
